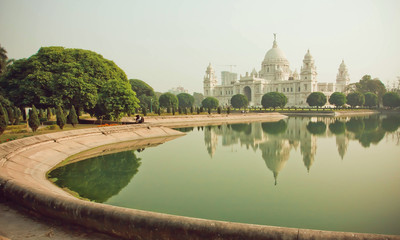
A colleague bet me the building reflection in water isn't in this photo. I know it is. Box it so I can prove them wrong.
[202,115,400,185]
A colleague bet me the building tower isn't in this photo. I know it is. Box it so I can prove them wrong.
[336,60,350,92]
[203,63,218,97]
[300,49,318,92]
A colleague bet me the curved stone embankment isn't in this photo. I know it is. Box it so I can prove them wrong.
[0,115,399,240]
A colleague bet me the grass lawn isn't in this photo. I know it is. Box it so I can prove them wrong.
[0,123,99,144]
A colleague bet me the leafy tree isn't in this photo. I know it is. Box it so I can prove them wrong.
[28,105,40,132]
[355,75,386,99]
[306,92,327,109]
[0,44,12,75]
[346,118,364,134]
[306,122,327,135]
[67,105,78,127]
[129,79,158,112]
[159,93,178,109]
[0,47,128,115]
[0,103,7,135]
[364,92,378,108]
[96,80,139,121]
[202,97,219,109]
[177,93,194,108]
[56,106,66,129]
[329,92,346,107]
[193,92,204,107]
[382,115,400,132]
[347,92,365,107]
[382,92,400,108]
[231,94,249,109]
[261,92,287,110]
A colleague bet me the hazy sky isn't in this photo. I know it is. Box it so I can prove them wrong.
[1,0,399,93]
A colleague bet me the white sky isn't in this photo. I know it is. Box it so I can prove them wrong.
[1,0,399,93]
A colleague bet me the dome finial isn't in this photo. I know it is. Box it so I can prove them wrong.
[273,33,277,48]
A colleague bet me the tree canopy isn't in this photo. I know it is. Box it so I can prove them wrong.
[96,80,139,121]
[159,92,179,109]
[355,75,386,99]
[329,92,346,107]
[261,92,287,109]
[261,120,287,135]
[382,92,400,108]
[201,97,219,109]
[347,92,365,107]
[193,92,204,107]
[0,47,129,116]
[364,92,378,108]
[231,94,248,109]
[177,93,195,108]
[306,92,327,108]
[129,79,158,111]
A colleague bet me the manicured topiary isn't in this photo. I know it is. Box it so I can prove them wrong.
[0,104,7,135]
[56,106,66,129]
[157,107,161,116]
[47,107,52,121]
[217,106,222,114]
[7,107,15,125]
[208,107,211,114]
[142,107,147,116]
[28,105,40,132]
[14,107,21,125]
[68,105,78,127]
[227,107,231,114]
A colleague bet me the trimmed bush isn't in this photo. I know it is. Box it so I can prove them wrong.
[68,105,79,127]
[56,106,66,130]
[28,105,40,132]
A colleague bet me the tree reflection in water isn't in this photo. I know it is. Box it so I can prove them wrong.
[49,150,141,202]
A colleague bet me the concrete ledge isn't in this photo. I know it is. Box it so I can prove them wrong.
[0,121,399,239]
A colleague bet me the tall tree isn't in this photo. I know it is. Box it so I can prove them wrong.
[355,75,386,99]
[306,92,327,109]
[328,92,346,107]
[177,93,195,108]
[261,92,287,110]
[159,93,179,109]
[231,94,249,109]
[0,44,8,75]
[347,92,365,107]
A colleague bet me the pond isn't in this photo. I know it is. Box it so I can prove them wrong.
[48,114,400,235]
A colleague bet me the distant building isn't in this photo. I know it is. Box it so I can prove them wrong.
[168,86,188,95]
[203,34,350,106]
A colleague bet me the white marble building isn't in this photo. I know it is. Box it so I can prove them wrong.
[203,34,350,107]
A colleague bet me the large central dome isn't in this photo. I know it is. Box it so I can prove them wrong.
[263,35,288,64]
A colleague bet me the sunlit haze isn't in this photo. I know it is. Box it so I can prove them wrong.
[1,0,399,93]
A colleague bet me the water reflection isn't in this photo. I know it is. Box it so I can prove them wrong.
[202,115,399,184]
[49,150,142,202]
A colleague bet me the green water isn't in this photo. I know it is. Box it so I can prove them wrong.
[49,115,400,235]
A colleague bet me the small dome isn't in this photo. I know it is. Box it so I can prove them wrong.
[339,60,347,69]
[206,62,214,72]
[304,49,313,60]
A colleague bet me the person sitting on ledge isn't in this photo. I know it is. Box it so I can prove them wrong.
[135,114,144,124]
